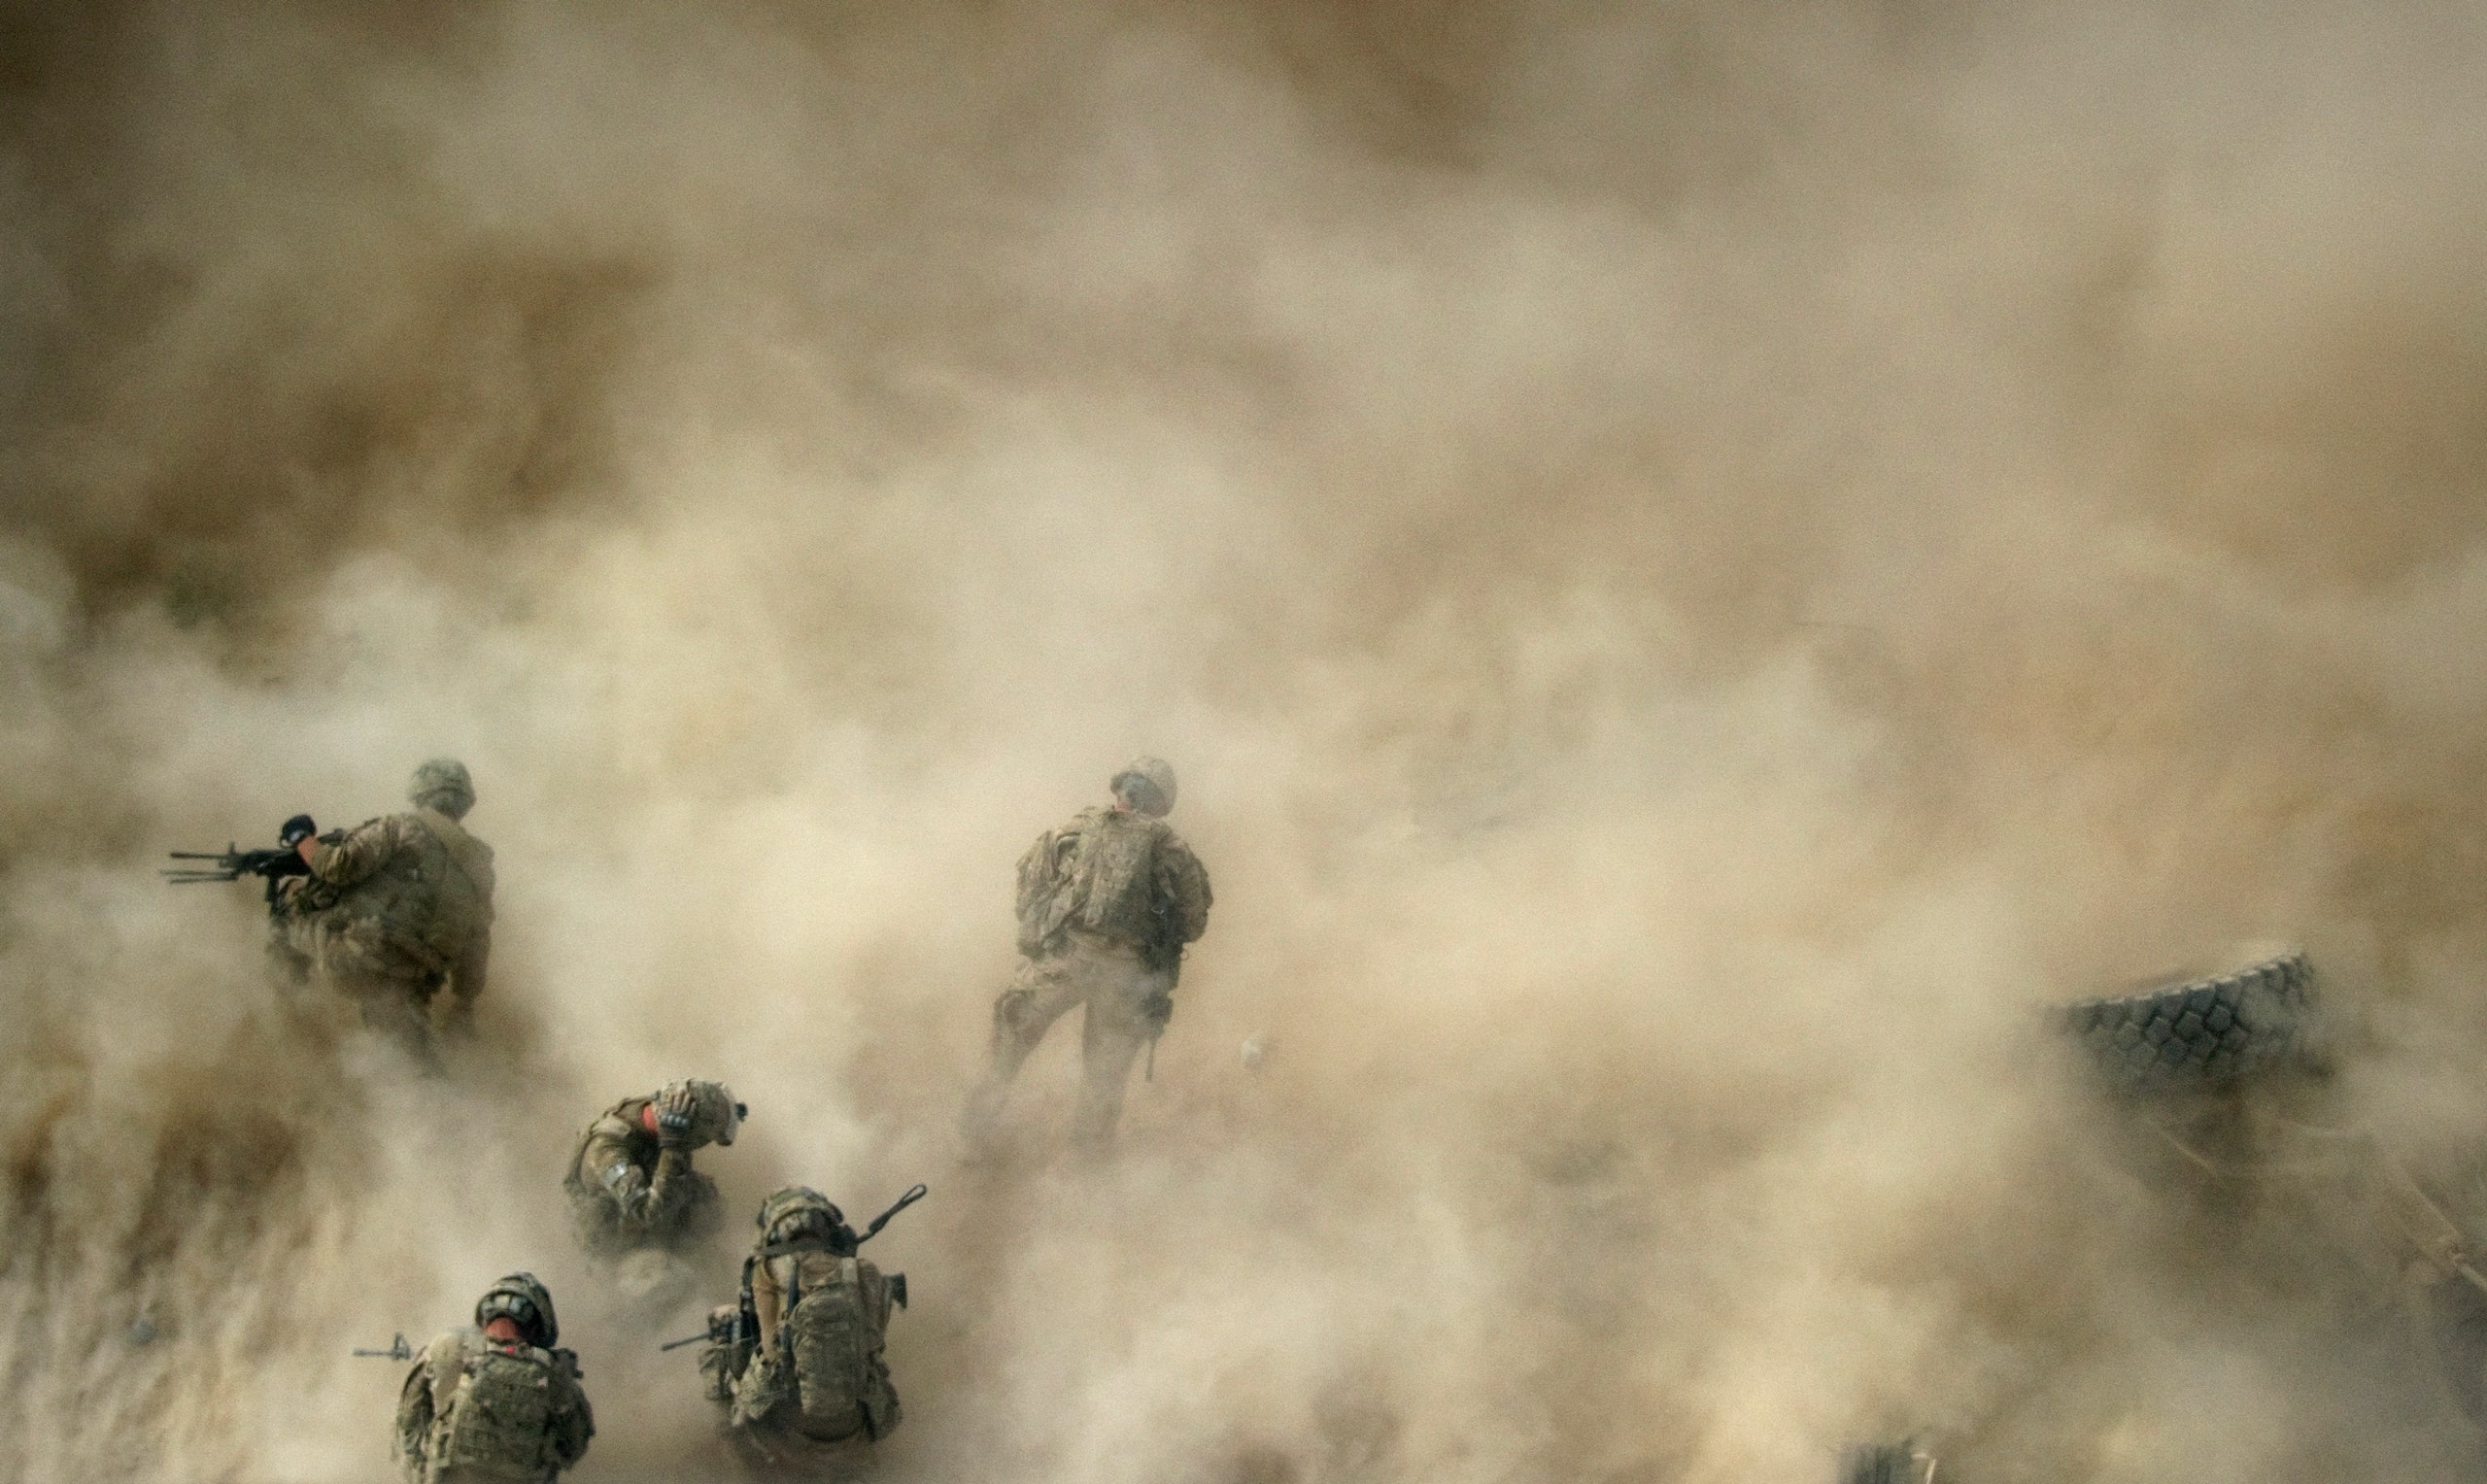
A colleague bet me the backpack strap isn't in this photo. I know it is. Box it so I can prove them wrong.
[413,808,490,899]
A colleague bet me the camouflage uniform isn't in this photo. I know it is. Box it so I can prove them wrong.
[968,759,1211,1150]
[282,759,494,1046]
[395,1274,593,1484]
[562,1079,741,1260]
[708,1188,903,1470]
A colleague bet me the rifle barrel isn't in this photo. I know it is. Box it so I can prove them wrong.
[857,1184,930,1244]
[659,1332,710,1351]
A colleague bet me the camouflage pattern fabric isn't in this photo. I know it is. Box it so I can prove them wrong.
[732,1245,901,1443]
[282,808,494,1031]
[971,930,1174,1148]
[562,1097,722,1258]
[395,1329,592,1484]
[1014,807,1210,962]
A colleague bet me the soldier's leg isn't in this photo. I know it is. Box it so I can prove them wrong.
[263,928,312,990]
[334,969,426,1040]
[312,925,440,1064]
[1071,961,1170,1151]
[566,1184,627,1261]
[661,1168,724,1249]
[987,956,1083,1082]
[963,956,1084,1146]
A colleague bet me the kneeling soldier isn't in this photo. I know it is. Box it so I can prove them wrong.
[395,1273,593,1484]
[705,1187,908,1467]
[563,1079,745,1262]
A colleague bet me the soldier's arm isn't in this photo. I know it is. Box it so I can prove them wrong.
[447,924,490,1013]
[392,1366,431,1467]
[394,1337,452,1466]
[1014,827,1065,922]
[552,1360,596,1467]
[640,1143,695,1227]
[1156,832,1213,943]
[750,1257,786,1356]
[580,1121,658,1221]
[307,815,414,889]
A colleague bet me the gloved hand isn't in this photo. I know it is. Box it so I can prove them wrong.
[654,1084,700,1147]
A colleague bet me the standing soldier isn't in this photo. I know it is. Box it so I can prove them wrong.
[705,1187,906,1467]
[564,1079,745,1264]
[965,757,1212,1154]
[394,1272,594,1484]
[279,758,494,1053]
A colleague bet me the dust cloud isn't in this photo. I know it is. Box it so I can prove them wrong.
[6,1,2487,1480]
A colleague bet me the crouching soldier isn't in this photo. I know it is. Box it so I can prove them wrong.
[395,1273,593,1484]
[703,1187,907,1470]
[564,1079,745,1261]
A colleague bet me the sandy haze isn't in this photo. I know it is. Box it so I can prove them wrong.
[7,2,2487,1481]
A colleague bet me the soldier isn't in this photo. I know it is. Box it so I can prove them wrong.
[563,1078,745,1263]
[964,757,1212,1153]
[704,1187,904,1466]
[279,758,494,1051]
[394,1272,593,1484]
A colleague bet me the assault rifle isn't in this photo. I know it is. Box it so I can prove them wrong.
[353,1332,414,1361]
[163,815,318,909]
[661,1308,740,1353]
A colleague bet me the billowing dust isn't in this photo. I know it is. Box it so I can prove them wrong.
[7,2,2487,1481]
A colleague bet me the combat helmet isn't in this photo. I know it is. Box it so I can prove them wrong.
[1111,756,1177,817]
[474,1272,558,1348]
[756,1186,854,1252]
[654,1078,745,1147]
[408,758,476,820]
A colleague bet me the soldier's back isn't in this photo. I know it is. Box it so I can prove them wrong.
[426,1332,587,1482]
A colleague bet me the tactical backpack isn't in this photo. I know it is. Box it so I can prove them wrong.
[1027,808,1168,950]
[374,808,490,973]
[437,1343,565,1480]
[776,1250,900,1442]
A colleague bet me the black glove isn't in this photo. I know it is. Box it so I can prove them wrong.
[654,1085,699,1146]
[279,814,318,848]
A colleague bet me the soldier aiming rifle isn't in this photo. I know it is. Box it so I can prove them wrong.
[163,814,319,911]
[166,760,496,1058]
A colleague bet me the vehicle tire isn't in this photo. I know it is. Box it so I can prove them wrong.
[2056,949,2317,1092]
